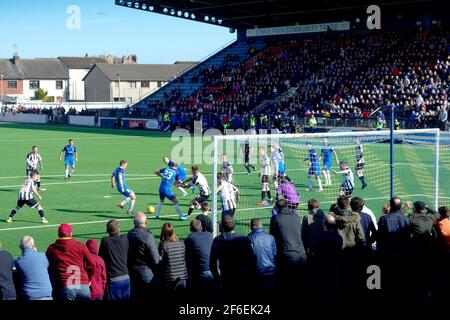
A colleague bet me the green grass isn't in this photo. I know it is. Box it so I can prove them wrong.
[0,123,448,257]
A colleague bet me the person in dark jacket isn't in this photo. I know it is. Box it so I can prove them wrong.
[310,214,343,300]
[158,223,188,298]
[86,239,107,300]
[46,224,96,301]
[14,236,52,300]
[376,196,412,298]
[185,220,214,296]
[247,218,277,293]
[195,202,214,233]
[99,219,130,300]
[0,242,16,300]
[210,216,253,302]
[408,201,438,299]
[127,212,160,302]
[270,199,307,293]
[301,198,325,254]
[350,197,376,247]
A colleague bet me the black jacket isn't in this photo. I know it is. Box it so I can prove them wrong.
[210,232,253,287]
[99,234,129,280]
[270,207,307,264]
[127,226,160,277]
[0,250,16,300]
[185,231,213,277]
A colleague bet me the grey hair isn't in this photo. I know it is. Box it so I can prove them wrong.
[134,212,147,227]
[20,236,35,249]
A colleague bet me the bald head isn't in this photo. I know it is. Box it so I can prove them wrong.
[324,214,337,231]
[20,236,35,250]
[134,212,147,227]
[390,196,402,212]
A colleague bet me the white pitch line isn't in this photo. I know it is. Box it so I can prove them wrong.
[0,174,154,180]
[0,136,146,142]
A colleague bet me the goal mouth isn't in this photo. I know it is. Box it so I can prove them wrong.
[210,129,446,237]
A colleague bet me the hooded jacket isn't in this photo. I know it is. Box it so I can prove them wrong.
[331,210,366,249]
[86,239,107,299]
[46,238,96,288]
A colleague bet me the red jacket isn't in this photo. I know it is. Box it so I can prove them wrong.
[46,238,96,288]
[86,239,107,299]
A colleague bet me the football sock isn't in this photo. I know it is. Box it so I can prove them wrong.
[261,191,265,201]
[317,178,323,190]
[178,187,188,195]
[65,168,69,177]
[9,207,19,218]
[244,165,251,173]
[129,200,135,212]
[174,204,182,216]
[38,209,45,219]
[156,202,163,217]
[36,181,41,188]
[188,205,195,215]
[308,179,312,189]
[359,176,365,184]
[121,197,131,206]
[267,191,272,200]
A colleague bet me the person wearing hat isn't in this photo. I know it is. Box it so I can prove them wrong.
[46,224,96,301]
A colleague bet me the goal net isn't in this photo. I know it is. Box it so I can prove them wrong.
[211,129,448,236]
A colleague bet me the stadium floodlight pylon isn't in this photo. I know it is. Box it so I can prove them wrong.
[211,128,445,236]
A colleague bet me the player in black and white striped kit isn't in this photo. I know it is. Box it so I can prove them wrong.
[26,146,45,191]
[217,173,240,219]
[355,138,368,189]
[6,171,48,224]
[332,161,355,197]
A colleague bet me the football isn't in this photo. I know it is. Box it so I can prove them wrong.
[147,205,155,214]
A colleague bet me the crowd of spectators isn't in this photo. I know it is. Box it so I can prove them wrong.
[1,195,449,304]
[130,26,448,132]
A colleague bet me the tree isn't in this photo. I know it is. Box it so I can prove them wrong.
[34,88,50,101]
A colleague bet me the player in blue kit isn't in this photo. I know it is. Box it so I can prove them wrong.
[163,156,188,196]
[320,138,339,186]
[59,139,78,179]
[304,143,323,192]
[111,160,136,215]
[154,164,187,221]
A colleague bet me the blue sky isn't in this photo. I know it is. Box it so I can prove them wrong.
[0,0,236,63]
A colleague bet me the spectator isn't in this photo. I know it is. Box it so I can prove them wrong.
[247,218,277,292]
[438,105,448,131]
[269,199,307,293]
[98,219,130,301]
[210,216,253,301]
[127,212,160,302]
[196,202,214,233]
[14,236,52,300]
[46,224,96,301]
[301,198,326,254]
[86,239,107,300]
[376,197,411,297]
[434,206,450,251]
[409,201,438,299]
[185,220,214,295]
[0,242,16,300]
[158,223,188,296]
[330,196,365,295]
[309,214,343,300]
[350,197,377,246]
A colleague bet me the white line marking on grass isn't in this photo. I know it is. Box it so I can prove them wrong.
[103,196,112,198]
[0,174,154,180]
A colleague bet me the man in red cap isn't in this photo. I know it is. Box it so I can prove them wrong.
[46,224,96,300]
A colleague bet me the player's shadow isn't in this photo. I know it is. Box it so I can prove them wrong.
[55,208,116,214]
[135,192,159,196]
[94,214,129,219]
[0,189,15,192]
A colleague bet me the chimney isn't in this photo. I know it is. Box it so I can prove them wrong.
[12,52,20,65]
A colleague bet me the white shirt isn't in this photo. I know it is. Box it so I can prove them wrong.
[218,181,238,211]
[192,173,211,196]
[260,153,271,176]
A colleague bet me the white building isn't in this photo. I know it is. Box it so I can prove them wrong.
[0,54,69,103]
[59,56,107,101]
[83,62,196,104]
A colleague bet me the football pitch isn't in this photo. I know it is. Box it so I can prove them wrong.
[0,123,448,257]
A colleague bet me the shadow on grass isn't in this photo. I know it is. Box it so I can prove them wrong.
[54,208,116,214]
[0,123,171,139]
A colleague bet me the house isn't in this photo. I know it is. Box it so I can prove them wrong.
[0,53,69,102]
[58,56,108,101]
[83,62,196,104]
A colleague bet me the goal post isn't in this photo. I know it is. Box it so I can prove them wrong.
[211,128,446,237]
